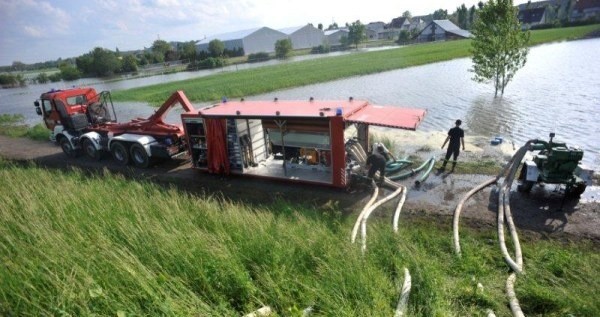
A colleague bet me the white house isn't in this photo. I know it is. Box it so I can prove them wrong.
[416,20,472,42]
[279,24,325,49]
[324,29,349,46]
[196,27,287,55]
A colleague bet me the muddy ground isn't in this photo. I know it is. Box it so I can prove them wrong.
[1,135,598,243]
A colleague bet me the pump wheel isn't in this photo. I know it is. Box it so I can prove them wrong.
[59,137,80,158]
[82,139,102,161]
[567,183,587,197]
[130,143,150,168]
[111,142,129,165]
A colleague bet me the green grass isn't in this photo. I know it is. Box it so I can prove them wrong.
[111,25,600,105]
[0,114,50,141]
[1,160,598,316]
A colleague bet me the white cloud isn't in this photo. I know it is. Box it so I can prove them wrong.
[23,25,44,38]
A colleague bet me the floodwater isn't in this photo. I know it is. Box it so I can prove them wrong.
[1,39,598,169]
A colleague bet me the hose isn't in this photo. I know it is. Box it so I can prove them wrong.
[392,186,408,233]
[452,177,497,255]
[414,157,436,186]
[388,157,434,181]
[361,186,404,252]
[351,180,379,243]
[506,273,525,317]
[394,267,412,317]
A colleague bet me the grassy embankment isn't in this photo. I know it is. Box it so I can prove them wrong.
[0,160,598,316]
[111,24,600,106]
[0,114,49,141]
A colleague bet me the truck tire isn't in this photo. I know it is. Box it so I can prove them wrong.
[130,143,150,168]
[111,142,129,165]
[82,138,102,161]
[59,137,80,158]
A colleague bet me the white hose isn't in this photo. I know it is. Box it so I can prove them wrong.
[506,273,525,317]
[361,186,404,252]
[453,177,497,255]
[392,186,407,233]
[351,180,379,243]
[394,268,412,317]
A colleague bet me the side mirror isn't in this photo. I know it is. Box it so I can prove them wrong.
[34,101,40,107]
[35,107,42,116]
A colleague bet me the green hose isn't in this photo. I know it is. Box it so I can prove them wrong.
[414,157,436,186]
[386,160,413,174]
[388,157,434,181]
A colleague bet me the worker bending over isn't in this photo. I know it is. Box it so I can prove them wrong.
[366,145,387,186]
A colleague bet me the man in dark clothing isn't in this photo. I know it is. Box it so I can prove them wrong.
[366,146,387,185]
[440,119,465,171]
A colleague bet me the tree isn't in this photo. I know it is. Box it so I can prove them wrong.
[457,4,469,29]
[152,40,171,57]
[59,63,81,81]
[275,38,293,59]
[327,22,339,30]
[121,55,138,73]
[318,23,323,30]
[402,10,412,19]
[471,0,530,97]
[208,39,225,58]
[11,61,26,71]
[433,9,448,20]
[179,41,197,61]
[76,47,121,77]
[35,72,49,84]
[469,5,477,29]
[397,30,411,44]
[347,20,366,49]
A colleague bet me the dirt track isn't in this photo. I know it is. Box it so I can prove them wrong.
[1,135,598,242]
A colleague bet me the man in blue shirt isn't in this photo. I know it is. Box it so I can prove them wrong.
[440,119,465,171]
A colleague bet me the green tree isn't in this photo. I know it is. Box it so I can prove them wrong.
[76,47,121,77]
[471,0,530,96]
[327,22,339,30]
[208,39,225,58]
[59,63,81,81]
[179,41,198,61]
[469,5,477,29]
[402,10,412,19]
[457,4,469,29]
[397,30,411,44]
[347,20,366,49]
[152,40,171,57]
[121,55,138,73]
[275,38,293,59]
[433,9,448,20]
[35,72,49,84]
[318,23,323,30]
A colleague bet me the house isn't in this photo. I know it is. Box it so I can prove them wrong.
[324,29,349,46]
[518,7,548,26]
[366,22,385,40]
[571,0,600,21]
[196,27,287,55]
[416,20,472,42]
[279,24,325,50]
[390,17,411,30]
[409,16,429,32]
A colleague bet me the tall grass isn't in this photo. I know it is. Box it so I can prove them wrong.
[0,114,50,141]
[0,160,598,316]
[111,25,600,105]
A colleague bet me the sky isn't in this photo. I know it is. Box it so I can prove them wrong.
[0,0,530,66]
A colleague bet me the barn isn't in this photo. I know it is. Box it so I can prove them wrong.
[324,29,349,46]
[196,27,287,55]
[279,24,325,49]
[416,20,472,42]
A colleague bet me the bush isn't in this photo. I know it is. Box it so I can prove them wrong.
[48,73,62,82]
[311,45,331,54]
[186,57,226,71]
[0,73,26,88]
[35,73,49,84]
[247,52,270,63]
[59,66,81,81]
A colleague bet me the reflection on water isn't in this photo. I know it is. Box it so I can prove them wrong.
[465,96,517,137]
[1,39,598,169]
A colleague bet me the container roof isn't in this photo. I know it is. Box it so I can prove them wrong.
[199,100,426,130]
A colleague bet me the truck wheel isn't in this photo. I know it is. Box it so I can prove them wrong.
[59,137,79,158]
[130,143,150,168]
[567,183,587,197]
[111,142,129,165]
[82,139,102,161]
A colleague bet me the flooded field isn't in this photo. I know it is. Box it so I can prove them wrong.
[1,39,598,169]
